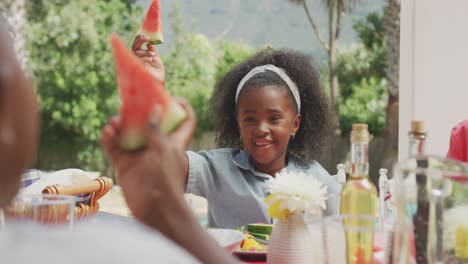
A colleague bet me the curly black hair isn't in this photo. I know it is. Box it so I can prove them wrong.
[209,48,330,165]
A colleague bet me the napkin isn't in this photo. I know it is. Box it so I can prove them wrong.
[19,169,98,202]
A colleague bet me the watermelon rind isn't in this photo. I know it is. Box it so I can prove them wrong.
[248,232,270,241]
[118,102,186,151]
[120,129,146,152]
[161,100,187,134]
[119,101,187,151]
[138,29,164,45]
[246,223,274,235]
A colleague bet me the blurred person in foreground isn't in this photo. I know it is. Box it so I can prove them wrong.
[0,18,237,264]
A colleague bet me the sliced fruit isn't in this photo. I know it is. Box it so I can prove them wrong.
[110,33,186,151]
[246,223,274,235]
[248,232,270,241]
[138,0,163,44]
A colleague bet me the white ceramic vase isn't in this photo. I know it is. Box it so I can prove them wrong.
[267,212,315,264]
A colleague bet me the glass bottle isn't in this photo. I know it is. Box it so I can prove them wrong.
[340,123,378,264]
[409,120,430,263]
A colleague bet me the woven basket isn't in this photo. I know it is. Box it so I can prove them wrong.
[42,176,113,220]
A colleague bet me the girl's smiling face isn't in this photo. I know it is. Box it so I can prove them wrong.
[236,85,301,176]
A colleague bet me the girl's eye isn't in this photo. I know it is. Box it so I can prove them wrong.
[270,116,282,122]
[243,117,256,123]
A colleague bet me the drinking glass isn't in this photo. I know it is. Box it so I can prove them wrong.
[321,214,406,264]
[2,194,75,228]
[393,156,468,263]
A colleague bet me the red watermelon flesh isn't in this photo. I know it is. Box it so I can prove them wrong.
[138,0,163,45]
[110,33,186,151]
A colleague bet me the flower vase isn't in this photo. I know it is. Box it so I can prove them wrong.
[267,212,315,264]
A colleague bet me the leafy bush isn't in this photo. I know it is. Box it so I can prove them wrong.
[339,77,387,136]
[26,0,253,173]
[164,4,253,136]
[334,12,387,136]
[26,0,142,174]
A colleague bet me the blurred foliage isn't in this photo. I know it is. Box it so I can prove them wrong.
[26,0,142,174]
[334,12,387,136]
[26,0,253,173]
[163,2,253,136]
[339,77,387,135]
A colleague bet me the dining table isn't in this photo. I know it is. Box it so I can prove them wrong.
[95,212,267,264]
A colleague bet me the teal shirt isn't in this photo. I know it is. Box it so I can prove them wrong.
[186,148,340,228]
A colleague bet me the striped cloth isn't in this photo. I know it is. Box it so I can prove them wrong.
[20,169,43,189]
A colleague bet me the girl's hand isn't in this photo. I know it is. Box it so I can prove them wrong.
[132,34,165,85]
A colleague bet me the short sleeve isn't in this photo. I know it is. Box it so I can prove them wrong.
[303,161,340,215]
[313,162,340,195]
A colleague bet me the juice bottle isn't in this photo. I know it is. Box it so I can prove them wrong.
[340,123,378,264]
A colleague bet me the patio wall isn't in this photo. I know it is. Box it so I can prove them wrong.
[399,0,468,160]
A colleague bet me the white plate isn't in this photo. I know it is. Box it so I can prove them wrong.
[207,228,244,253]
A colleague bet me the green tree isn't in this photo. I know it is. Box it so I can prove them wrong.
[25,0,142,174]
[164,2,253,136]
[287,0,361,132]
[381,0,400,172]
[0,0,27,69]
[339,77,387,135]
[335,12,387,136]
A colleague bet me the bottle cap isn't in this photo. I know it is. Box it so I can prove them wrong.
[351,123,370,143]
[410,120,425,133]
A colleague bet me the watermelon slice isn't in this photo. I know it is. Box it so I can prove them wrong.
[138,0,163,45]
[110,33,186,151]
[246,223,274,235]
[248,232,270,241]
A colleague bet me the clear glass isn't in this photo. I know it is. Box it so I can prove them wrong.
[350,142,369,177]
[408,132,426,157]
[393,155,468,263]
[320,214,403,264]
[2,194,75,228]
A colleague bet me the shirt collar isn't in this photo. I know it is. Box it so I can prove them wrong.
[232,150,297,179]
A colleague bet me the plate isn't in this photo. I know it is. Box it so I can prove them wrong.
[207,228,244,253]
[233,249,267,262]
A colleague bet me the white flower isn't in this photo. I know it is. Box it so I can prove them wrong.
[265,169,328,218]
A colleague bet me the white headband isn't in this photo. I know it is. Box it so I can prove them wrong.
[235,64,301,111]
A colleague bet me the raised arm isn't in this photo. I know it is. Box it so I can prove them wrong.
[132,35,191,186]
[102,106,236,264]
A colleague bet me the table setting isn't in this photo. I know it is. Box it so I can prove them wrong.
[4,155,468,264]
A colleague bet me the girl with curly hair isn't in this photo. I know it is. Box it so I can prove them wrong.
[133,37,339,228]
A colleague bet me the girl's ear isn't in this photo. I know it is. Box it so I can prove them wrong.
[291,113,301,135]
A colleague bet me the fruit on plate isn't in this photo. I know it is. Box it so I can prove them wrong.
[110,33,186,151]
[246,223,274,235]
[240,234,264,251]
[248,232,270,241]
[138,0,163,44]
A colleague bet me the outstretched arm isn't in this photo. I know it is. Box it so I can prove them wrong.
[101,106,237,264]
[132,35,191,186]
